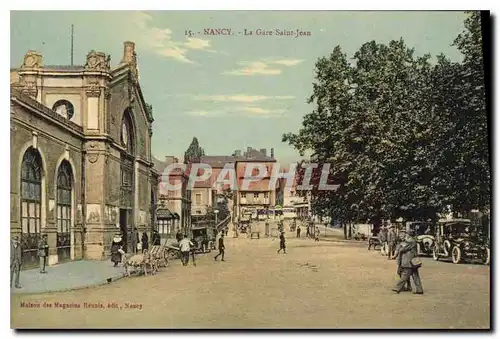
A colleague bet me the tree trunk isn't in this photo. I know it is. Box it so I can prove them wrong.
[343,222,348,239]
[348,222,352,239]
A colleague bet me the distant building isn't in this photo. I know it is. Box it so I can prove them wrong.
[233,147,277,221]
[153,156,191,237]
[191,156,235,221]
[277,174,312,220]
[10,42,156,267]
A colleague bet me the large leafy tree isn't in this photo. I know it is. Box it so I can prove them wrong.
[284,11,490,225]
[431,11,490,214]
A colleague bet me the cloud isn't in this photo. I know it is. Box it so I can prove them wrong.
[271,59,304,66]
[192,94,295,103]
[224,61,281,76]
[185,106,286,118]
[224,58,304,76]
[239,106,286,117]
[186,110,225,117]
[129,11,215,63]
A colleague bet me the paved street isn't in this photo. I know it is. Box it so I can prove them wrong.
[11,228,490,329]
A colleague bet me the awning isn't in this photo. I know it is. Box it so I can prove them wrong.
[173,212,181,220]
[156,208,174,220]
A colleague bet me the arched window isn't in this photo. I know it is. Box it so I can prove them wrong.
[52,100,74,120]
[120,110,135,252]
[56,160,72,262]
[121,110,134,155]
[20,147,43,267]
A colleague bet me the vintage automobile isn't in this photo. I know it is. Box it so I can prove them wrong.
[432,219,490,265]
[406,221,435,256]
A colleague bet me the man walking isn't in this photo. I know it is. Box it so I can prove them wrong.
[378,226,388,254]
[296,225,301,238]
[277,231,286,254]
[214,233,225,261]
[314,227,320,242]
[11,236,22,288]
[395,239,412,292]
[38,234,49,273]
[178,234,194,266]
[387,225,397,260]
[392,229,424,294]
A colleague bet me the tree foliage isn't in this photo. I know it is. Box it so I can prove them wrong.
[184,137,205,164]
[284,11,490,224]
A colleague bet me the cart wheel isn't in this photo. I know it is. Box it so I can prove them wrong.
[451,246,461,264]
[432,247,439,261]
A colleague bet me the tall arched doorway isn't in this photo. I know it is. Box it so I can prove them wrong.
[120,109,135,253]
[56,160,73,262]
[20,147,43,267]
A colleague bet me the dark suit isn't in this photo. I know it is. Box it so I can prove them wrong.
[395,242,412,291]
[10,240,22,287]
[393,236,424,293]
[38,237,49,273]
[214,237,225,261]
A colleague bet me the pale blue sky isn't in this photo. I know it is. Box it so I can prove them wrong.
[11,11,467,163]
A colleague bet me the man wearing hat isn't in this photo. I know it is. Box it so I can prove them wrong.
[392,229,424,294]
[38,234,49,273]
[387,224,397,260]
[10,236,22,288]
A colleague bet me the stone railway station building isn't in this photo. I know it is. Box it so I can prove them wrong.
[10,42,159,268]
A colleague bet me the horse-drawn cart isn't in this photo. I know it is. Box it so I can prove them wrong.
[192,224,216,253]
[123,243,169,277]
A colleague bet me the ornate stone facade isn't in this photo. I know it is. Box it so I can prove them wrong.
[10,42,157,267]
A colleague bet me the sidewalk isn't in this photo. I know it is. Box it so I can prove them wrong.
[11,260,126,295]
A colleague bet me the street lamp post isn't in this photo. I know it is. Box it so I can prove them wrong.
[214,209,219,226]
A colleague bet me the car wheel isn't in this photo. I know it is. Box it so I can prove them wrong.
[483,248,490,265]
[432,247,439,261]
[451,246,461,264]
[443,240,451,257]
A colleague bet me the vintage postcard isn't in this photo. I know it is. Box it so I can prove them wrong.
[9,10,490,329]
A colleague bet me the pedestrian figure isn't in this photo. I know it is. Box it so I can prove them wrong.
[306,225,311,238]
[152,230,161,246]
[387,225,397,260]
[11,236,22,288]
[38,234,49,273]
[178,235,194,266]
[378,226,388,253]
[190,237,197,267]
[315,227,320,242]
[141,232,149,253]
[277,232,286,254]
[296,226,301,238]
[214,233,225,261]
[392,230,424,294]
[131,227,139,253]
[395,240,412,292]
[111,233,123,267]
